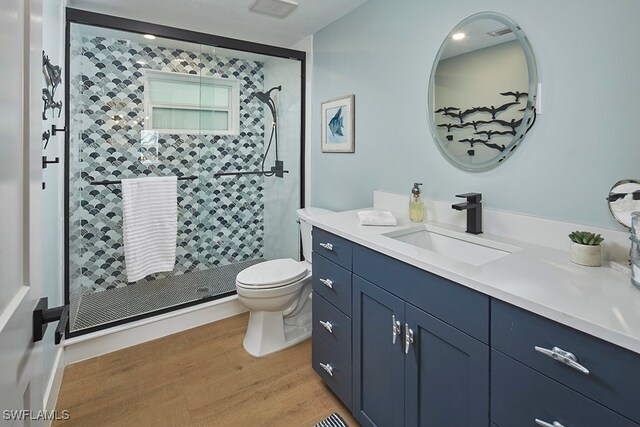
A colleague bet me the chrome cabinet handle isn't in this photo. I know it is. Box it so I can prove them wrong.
[535,419,565,427]
[319,362,333,377]
[534,346,590,375]
[392,315,401,344]
[404,324,414,354]
[319,320,334,333]
[319,242,334,251]
[319,278,333,289]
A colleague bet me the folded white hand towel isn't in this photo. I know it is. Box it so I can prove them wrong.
[121,176,178,282]
[357,209,397,226]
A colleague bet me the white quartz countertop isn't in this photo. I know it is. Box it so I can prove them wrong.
[308,209,640,355]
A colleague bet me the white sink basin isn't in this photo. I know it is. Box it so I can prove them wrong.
[383,225,517,266]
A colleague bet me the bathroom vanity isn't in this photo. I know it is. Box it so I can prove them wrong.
[309,211,640,427]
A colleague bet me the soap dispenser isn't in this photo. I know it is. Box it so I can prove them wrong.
[410,182,425,222]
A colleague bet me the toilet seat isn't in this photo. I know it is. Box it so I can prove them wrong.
[236,258,308,289]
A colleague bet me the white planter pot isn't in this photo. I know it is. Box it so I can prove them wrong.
[570,243,602,267]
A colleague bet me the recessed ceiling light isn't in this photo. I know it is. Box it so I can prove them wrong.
[249,0,298,18]
[143,34,156,40]
[452,32,466,41]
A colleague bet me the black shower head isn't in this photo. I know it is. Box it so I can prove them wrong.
[254,85,281,103]
[255,91,271,104]
[255,85,281,121]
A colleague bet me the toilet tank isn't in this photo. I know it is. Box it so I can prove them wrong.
[297,207,333,262]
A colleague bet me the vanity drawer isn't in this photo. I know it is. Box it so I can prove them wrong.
[492,299,640,423]
[491,350,638,427]
[312,254,352,316]
[312,332,352,410]
[353,245,489,343]
[313,228,353,269]
[313,294,352,361]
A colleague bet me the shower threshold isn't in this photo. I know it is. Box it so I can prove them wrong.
[70,259,264,333]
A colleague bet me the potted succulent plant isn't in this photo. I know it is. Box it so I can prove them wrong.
[569,231,604,267]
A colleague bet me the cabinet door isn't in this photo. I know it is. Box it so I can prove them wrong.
[353,276,405,427]
[405,304,489,427]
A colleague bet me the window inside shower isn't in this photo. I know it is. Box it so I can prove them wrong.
[66,16,304,336]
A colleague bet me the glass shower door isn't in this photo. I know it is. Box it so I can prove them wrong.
[66,21,304,335]
[67,24,208,332]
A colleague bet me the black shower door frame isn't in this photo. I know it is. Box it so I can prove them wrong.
[64,8,306,338]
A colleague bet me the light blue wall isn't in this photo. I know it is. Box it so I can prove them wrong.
[311,0,640,229]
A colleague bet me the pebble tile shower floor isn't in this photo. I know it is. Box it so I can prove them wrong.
[71,259,264,331]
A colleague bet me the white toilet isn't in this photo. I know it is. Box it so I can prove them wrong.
[235,207,333,357]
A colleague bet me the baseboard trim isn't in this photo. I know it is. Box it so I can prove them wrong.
[64,295,247,364]
[43,346,64,425]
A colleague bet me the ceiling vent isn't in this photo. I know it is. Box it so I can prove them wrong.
[249,0,299,18]
[487,27,513,37]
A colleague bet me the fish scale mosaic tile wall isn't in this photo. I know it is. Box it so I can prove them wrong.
[69,34,266,294]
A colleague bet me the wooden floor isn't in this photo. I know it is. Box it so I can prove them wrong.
[54,313,358,427]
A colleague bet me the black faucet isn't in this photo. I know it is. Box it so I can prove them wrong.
[452,193,483,234]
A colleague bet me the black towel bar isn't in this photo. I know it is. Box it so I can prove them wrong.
[90,176,197,186]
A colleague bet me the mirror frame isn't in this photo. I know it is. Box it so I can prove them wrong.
[427,11,538,171]
[607,179,640,229]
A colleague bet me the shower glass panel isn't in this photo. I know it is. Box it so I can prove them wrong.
[67,22,302,334]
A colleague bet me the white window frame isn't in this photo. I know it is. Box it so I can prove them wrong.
[142,69,240,135]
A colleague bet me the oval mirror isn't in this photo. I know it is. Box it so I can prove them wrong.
[428,12,538,171]
[607,179,640,229]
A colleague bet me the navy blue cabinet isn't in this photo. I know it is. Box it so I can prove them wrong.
[311,231,354,412]
[405,304,489,426]
[492,350,637,427]
[491,300,640,426]
[353,276,405,427]
[311,227,640,427]
[353,246,489,343]
[353,275,489,427]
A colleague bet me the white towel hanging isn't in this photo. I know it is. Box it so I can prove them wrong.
[121,176,178,282]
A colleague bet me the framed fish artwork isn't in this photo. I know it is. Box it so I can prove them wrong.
[321,94,355,153]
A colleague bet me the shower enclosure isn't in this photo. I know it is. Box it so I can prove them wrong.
[65,10,304,336]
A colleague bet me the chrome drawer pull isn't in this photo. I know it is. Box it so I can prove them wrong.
[319,362,334,377]
[392,315,401,344]
[319,320,334,333]
[319,278,333,289]
[319,242,334,251]
[534,346,590,375]
[535,419,565,427]
[404,324,414,354]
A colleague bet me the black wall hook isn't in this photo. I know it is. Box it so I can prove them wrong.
[51,124,67,136]
[42,155,60,169]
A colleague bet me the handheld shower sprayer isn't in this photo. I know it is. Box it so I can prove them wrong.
[254,85,284,177]
[255,85,281,124]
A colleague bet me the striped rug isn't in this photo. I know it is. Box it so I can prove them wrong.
[313,412,348,427]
